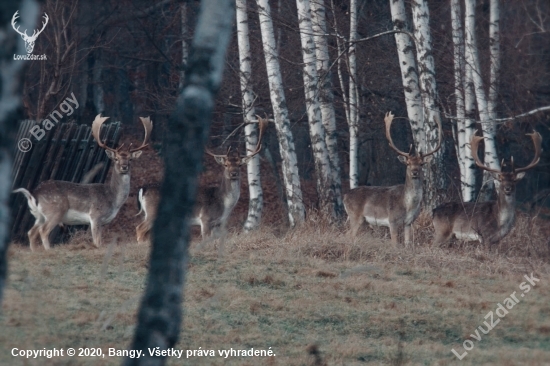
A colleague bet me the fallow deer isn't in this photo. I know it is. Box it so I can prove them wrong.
[432,130,542,246]
[344,112,442,245]
[135,117,267,243]
[13,114,152,250]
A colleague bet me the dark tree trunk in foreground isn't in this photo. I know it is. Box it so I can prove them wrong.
[0,0,38,305]
[124,0,235,365]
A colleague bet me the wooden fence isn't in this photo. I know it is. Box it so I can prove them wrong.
[10,120,121,242]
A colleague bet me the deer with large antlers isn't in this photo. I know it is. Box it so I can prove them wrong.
[135,117,267,243]
[13,115,152,250]
[432,131,542,246]
[12,11,49,54]
[344,112,442,246]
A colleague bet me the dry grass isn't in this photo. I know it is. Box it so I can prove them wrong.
[2,211,550,365]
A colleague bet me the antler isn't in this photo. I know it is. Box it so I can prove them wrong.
[130,117,153,152]
[11,11,27,38]
[470,130,502,174]
[243,115,268,158]
[513,131,542,173]
[422,114,442,158]
[91,114,117,152]
[29,13,48,41]
[384,112,409,157]
[206,146,231,158]
[11,11,48,40]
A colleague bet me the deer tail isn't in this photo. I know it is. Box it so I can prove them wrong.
[135,188,144,217]
[13,188,40,218]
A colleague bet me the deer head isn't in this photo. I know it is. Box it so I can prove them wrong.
[92,115,152,175]
[206,116,267,181]
[384,112,442,181]
[471,130,542,196]
[12,11,49,54]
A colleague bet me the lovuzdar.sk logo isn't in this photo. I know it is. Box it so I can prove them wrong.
[12,10,48,61]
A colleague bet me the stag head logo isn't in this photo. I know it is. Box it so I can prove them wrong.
[11,11,49,54]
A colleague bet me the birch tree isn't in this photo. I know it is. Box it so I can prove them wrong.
[464,0,500,200]
[257,0,305,226]
[295,0,337,219]
[410,0,447,208]
[332,0,359,189]
[488,0,500,118]
[310,0,343,216]
[348,0,359,188]
[389,0,425,152]
[236,0,263,231]
[451,0,476,201]
[126,0,235,364]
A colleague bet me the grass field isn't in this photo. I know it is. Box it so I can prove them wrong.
[1,213,549,366]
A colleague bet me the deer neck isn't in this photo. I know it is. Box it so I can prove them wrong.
[109,170,131,209]
[403,175,423,208]
[496,189,516,231]
[219,174,241,212]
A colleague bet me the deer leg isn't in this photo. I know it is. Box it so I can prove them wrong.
[388,223,399,245]
[136,220,151,243]
[90,220,103,248]
[404,224,413,248]
[347,214,362,237]
[38,214,63,250]
[432,216,453,247]
[136,223,145,243]
[28,223,41,252]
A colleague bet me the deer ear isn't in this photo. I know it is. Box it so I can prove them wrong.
[214,156,226,165]
[515,172,526,181]
[105,150,116,160]
[490,172,501,181]
[397,156,407,164]
[131,150,143,159]
[423,155,433,163]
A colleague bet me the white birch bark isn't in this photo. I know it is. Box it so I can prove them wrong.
[310,0,343,215]
[451,0,476,202]
[464,0,500,200]
[348,0,359,189]
[295,0,337,219]
[257,0,305,226]
[237,0,263,231]
[411,0,447,207]
[389,0,425,152]
[488,0,500,118]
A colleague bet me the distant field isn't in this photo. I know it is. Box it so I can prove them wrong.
[1,216,549,366]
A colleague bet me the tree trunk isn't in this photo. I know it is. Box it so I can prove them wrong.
[179,2,189,90]
[451,0,475,202]
[464,0,500,201]
[125,0,235,365]
[410,0,447,209]
[237,0,263,231]
[295,0,337,220]
[488,0,500,118]
[256,0,305,226]
[389,0,425,151]
[310,0,343,217]
[348,0,359,189]
[0,0,39,305]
